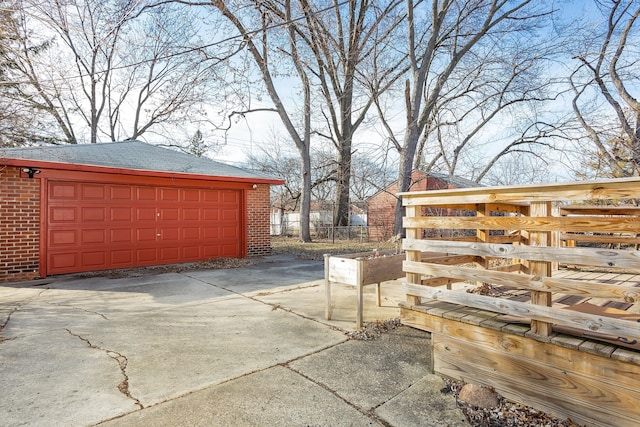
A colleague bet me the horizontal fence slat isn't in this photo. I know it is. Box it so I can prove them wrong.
[403,238,640,270]
[561,233,640,245]
[400,177,640,206]
[404,216,640,233]
[560,205,640,215]
[403,260,531,288]
[402,282,640,339]
[403,260,640,302]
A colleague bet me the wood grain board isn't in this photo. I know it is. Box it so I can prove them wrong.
[401,305,640,427]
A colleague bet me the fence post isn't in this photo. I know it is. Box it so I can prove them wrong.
[405,205,422,306]
[529,201,553,336]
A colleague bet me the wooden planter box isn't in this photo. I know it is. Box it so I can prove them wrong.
[324,250,405,328]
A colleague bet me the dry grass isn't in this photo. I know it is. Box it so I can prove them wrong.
[270,236,402,260]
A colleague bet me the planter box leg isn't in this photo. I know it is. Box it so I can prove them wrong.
[376,283,381,307]
[357,281,363,329]
[324,254,332,320]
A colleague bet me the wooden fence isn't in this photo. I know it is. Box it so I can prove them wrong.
[399,177,640,427]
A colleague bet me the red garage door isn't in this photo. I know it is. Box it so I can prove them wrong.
[46,181,242,275]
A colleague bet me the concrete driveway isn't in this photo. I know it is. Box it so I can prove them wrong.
[0,254,467,426]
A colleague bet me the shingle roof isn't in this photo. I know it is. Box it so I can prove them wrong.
[0,140,280,183]
[428,171,481,189]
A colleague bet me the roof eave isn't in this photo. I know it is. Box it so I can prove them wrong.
[0,158,284,185]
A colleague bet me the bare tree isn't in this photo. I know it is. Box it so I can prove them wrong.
[277,0,405,227]
[372,0,556,236]
[211,0,316,241]
[0,0,78,144]
[0,4,34,146]
[412,36,563,177]
[28,0,140,144]
[569,0,640,178]
[246,137,303,211]
[110,4,220,142]
[246,135,336,213]
[214,0,405,238]
[481,149,554,186]
[3,0,226,144]
[350,151,395,202]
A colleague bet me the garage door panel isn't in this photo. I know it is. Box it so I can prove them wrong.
[50,182,77,199]
[160,188,179,201]
[137,186,156,200]
[111,186,133,200]
[222,209,238,221]
[47,181,242,275]
[82,251,106,267]
[159,228,179,240]
[202,245,220,258]
[81,229,105,244]
[203,228,219,239]
[222,227,239,238]
[182,227,200,240]
[202,190,219,202]
[111,250,133,265]
[182,208,200,221]
[183,189,200,202]
[222,191,238,203]
[111,229,133,243]
[50,206,76,222]
[50,230,77,246]
[160,208,179,221]
[137,207,156,221]
[221,243,239,257]
[82,207,105,221]
[137,228,157,241]
[160,247,179,261]
[182,246,200,258]
[203,209,219,221]
[111,207,132,221]
[81,184,105,199]
[137,248,157,262]
[49,253,77,270]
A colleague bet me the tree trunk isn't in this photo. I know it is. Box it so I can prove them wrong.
[393,119,420,237]
[334,139,352,227]
[299,144,312,242]
[393,151,411,238]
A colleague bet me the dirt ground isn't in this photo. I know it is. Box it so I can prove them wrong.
[270,235,402,260]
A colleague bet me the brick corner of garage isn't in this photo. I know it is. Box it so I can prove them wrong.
[0,165,42,282]
[247,233,273,257]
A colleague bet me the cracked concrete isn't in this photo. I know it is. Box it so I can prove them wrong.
[0,288,48,334]
[0,254,468,426]
[64,328,142,409]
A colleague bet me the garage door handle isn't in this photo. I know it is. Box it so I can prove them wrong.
[156,234,161,237]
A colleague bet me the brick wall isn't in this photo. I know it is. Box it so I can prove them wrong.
[367,172,455,241]
[246,184,272,257]
[0,166,41,282]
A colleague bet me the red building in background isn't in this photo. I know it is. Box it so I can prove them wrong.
[367,171,479,241]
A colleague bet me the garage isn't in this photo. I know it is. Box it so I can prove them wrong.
[47,181,242,275]
[0,141,282,281]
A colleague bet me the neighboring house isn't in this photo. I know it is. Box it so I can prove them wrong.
[367,171,480,241]
[270,201,367,236]
[0,141,283,282]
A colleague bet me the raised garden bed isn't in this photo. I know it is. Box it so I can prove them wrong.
[324,250,405,328]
